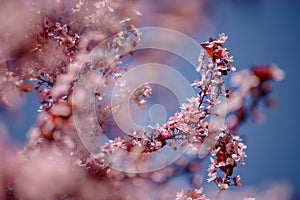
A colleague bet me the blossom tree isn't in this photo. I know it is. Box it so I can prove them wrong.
[0,0,285,199]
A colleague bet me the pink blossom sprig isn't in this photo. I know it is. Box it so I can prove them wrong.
[207,131,245,190]
[96,34,236,164]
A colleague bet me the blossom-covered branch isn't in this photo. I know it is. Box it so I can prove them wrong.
[0,1,285,199]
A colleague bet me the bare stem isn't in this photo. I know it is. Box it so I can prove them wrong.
[214,189,222,200]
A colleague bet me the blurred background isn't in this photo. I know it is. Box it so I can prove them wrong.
[1,0,299,198]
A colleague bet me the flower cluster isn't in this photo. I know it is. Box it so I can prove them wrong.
[208,132,246,190]
[200,33,236,75]
[130,83,152,107]
[226,64,285,130]
[176,187,209,200]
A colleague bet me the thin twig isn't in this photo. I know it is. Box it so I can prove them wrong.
[214,189,222,200]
